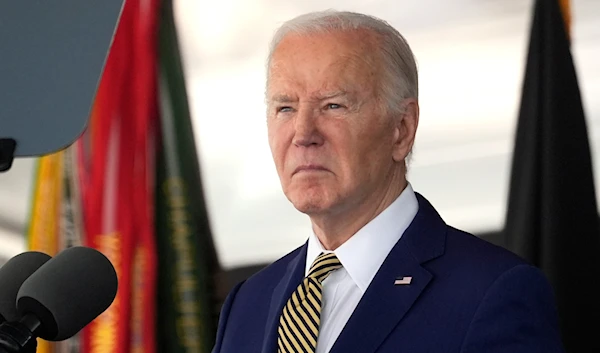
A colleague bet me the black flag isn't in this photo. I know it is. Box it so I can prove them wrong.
[504,0,600,351]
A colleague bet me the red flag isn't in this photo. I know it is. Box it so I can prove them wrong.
[79,1,160,352]
[129,0,159,352]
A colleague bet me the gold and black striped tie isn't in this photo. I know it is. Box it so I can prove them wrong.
[277,252,342,353]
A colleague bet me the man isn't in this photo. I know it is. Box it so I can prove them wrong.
[212,10,564,353]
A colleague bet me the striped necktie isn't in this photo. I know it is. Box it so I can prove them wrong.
[277,252,343,353]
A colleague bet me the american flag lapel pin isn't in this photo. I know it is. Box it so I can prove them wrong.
[394,276,412,285]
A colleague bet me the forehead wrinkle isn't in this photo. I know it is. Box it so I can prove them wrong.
[266,31,381,104]
[312,90,348,100]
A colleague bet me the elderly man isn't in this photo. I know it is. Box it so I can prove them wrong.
[212,10,564,353]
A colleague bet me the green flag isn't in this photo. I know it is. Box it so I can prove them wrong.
[155,1,222,352]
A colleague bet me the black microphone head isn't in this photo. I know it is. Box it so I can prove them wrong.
[16,246,118,341]
[0,251,51,323]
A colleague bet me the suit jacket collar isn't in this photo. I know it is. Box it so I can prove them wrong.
[329,192,446,353]
[261,243,307,353]
[305,183,419,293]
[401,192,447,264]
[262,192,447,353]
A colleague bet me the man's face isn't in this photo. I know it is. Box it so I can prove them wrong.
[267,30,407,216]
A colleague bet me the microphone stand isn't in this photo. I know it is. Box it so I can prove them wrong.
[0,314,40,353]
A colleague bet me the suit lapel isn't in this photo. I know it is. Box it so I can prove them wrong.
[330,193,447,353]
[261,244,307,353]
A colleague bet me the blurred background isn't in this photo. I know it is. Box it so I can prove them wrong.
[2,0,599,268]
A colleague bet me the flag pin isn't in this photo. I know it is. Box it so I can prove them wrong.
[394,276,412,285]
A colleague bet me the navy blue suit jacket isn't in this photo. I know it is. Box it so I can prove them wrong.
[213,194,565,352]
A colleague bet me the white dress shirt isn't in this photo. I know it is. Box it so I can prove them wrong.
[305,183,419,353]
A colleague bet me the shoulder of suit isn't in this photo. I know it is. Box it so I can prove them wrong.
[237,244,305,288]
[441,226,530,277]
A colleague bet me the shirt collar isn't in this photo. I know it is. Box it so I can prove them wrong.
[305,183,419,293]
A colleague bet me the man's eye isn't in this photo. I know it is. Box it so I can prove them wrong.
[277,106,293,113]
[326,103,342,109]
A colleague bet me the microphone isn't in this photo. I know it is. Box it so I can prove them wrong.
[0,246,118,353]
[0,252,52,323]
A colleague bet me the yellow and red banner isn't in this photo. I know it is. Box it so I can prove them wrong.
[27,152,64,353]
[26,1,219,353]
[80,1,159,353]
[28,153,63,256]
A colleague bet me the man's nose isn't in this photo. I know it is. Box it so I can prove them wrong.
[292,107,324,147]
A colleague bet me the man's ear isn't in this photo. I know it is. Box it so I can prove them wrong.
[392,98,419,163]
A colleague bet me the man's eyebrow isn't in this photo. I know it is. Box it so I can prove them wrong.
[268,90,351,104]
[269,94,297,103]
[313,90,352,101]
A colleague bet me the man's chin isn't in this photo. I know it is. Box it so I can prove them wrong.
[289,196,332,215]
[293,203,324,215]
[285,185,336,214]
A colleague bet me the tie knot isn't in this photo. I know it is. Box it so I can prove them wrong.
[307,252,342,282]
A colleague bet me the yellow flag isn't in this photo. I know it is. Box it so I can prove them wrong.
[27,151,64,353]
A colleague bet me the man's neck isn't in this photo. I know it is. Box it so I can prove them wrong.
[310,177,408,251]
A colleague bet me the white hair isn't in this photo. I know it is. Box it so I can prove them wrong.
[266,10,419,115]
